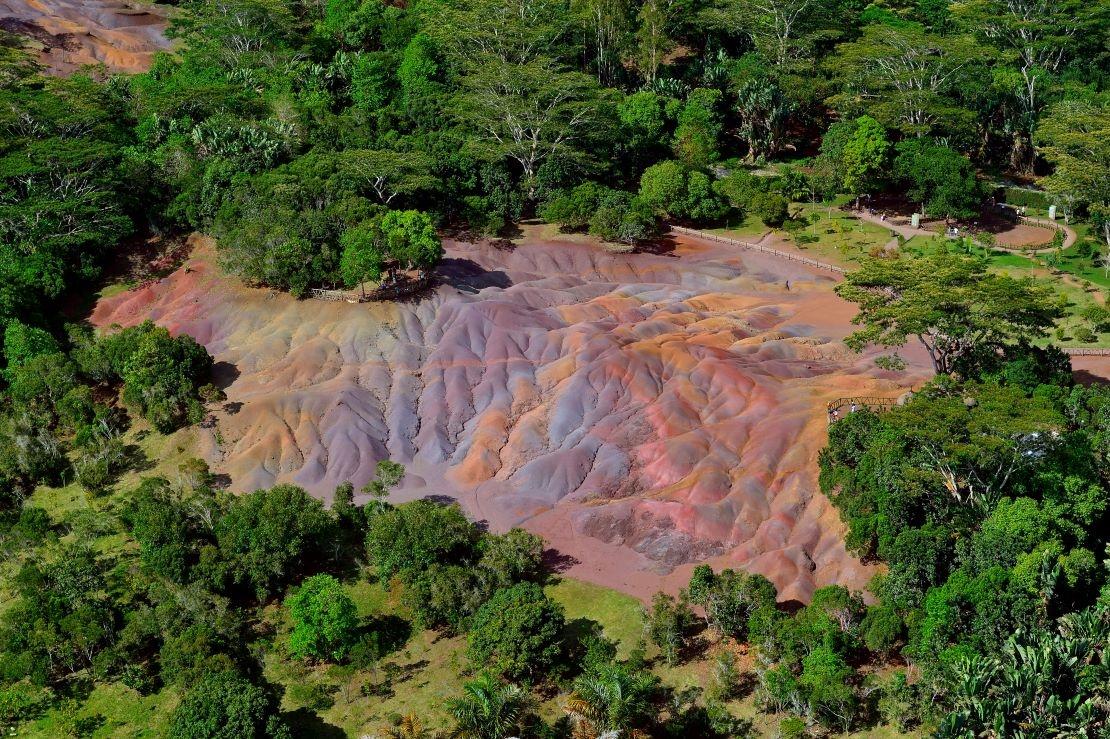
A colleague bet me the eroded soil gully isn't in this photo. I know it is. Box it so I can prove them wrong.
[93,230,931,603]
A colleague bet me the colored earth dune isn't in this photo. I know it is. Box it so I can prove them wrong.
[93,228,929,602]
[0,0,170,74]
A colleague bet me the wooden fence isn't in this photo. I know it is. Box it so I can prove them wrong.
[309,274,435,303]
[310,288,361,302]
[826,395,904,423]
[670,225,847,274]
[1063,348,1110,357]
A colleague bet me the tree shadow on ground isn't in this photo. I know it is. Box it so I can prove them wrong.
[282,708,346,739]
[542,548,581,573]
[634,234,679,256]
[211,361,240,390]
[437,257,513,293]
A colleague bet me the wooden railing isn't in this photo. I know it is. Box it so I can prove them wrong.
[670,225,847,274]
[309,274,435,303]
[826,395,905,423]
[310,288,360,302]
[1063,348,1110,356]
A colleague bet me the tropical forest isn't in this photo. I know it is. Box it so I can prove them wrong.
[0,0,1108,736]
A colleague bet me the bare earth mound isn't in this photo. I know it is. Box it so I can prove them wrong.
[0,0,169,74]
[93,230,930,602]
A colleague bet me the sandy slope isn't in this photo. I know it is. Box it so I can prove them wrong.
[0,0,169,74]
[93,230,931,602]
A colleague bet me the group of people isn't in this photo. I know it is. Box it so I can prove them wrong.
[827,402,860,423]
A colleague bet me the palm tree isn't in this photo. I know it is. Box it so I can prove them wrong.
[564,663,657,739]
[446,673,532,739]
[379,712,436,739]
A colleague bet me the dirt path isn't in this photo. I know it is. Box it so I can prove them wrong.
[849,208,925,249]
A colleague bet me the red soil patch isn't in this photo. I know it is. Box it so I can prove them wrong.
[93,231,931,603]
[991,222,1056,248]
[0,0,170,74]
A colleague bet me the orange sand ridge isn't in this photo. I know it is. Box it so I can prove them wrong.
[1,0,170,74]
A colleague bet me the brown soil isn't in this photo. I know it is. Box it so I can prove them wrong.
[92,229,931,603]
[0,0,170,74]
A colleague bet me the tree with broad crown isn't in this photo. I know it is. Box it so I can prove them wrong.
[1036,97,1110,256]
[286,574,359,662]
[893,139,982,222]
[836,251,1061,375]
[339,222,385,291]
[168,669,286,739]
[466,582,565,680]
[379,210,443,279]
[825,23,987,137]
[838,116,890,198]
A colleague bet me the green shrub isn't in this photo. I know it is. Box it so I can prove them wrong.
[1004,187,1048,209]
[752,192,789,227]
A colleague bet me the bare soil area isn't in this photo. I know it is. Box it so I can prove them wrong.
[93,229,931,603]
[0,0,170,74]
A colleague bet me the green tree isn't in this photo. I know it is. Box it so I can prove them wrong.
[2,321,59,373]
[366,499,477,581]
[168,670,283,739]
[893,139,982,221]
[446,672,533,739]
[837,116,890,198]
[573,0,633,86]
[467,583,565,680]
[339,223,385,290]
[286,574,359,662]
[700,0,828,68]
[952,0,1097,172]
[128,478,194,583]
[379,209,443,279]
[645,591,694,665]
[618,91,669,171]
[673,88,722,168]
[799,646,855,731]
[477,528,545,588]
[116,322,214,433]
[565,662,657,737]
[639,160,687,215]
[429,0,606,198]
[734,77,795,162]
[635,0,674,84]
[213,484,336,598]
[826,23,986,137]
[341,149,437,206]
[1037,98,1110,252]
[836,252,1061,374]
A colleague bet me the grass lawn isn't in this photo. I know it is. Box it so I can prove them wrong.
[708,214,772,241]
[20,682,180,738]
[546,576,645,657]
[710,205,897,270]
